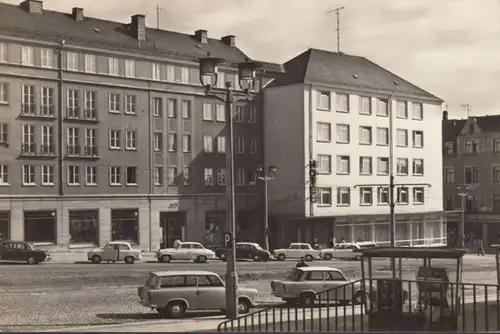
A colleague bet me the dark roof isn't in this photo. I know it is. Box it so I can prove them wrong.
[474,115,500,133]
[0,2,282,73]
[443,115,500,141]
[442,119,466,142]
[267,48,442,101]
[360,247,467,259]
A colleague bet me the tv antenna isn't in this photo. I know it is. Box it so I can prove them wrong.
[326,6,345,53]
[156,5,164,30]
[461,104,471,117]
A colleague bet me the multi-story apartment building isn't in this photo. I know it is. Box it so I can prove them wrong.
[264,48,446,248]
[0,0,281,250]
[442,112,500,249]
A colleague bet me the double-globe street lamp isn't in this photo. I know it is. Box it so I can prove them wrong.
[198,53,261,319]
[255,165,277,252]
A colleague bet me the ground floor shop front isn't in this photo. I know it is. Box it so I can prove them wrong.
[0,194,262,251]
[446,213,500,252]
[268,211,446,250]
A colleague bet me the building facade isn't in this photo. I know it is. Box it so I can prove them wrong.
[442,113,500,250]
[263,49,446,249]
[0,0,281,250]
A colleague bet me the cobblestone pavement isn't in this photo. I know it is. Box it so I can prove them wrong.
[0,256,497,331]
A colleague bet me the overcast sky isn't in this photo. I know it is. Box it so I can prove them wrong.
[6,0,499,118]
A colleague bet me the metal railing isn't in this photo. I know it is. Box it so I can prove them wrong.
[218,279,500,332]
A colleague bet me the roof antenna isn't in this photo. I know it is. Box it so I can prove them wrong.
[156,5,164,30]
[326,6,345,53]
[461,104,471,117]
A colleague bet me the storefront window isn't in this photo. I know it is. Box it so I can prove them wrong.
[24,210,56,244]
[0,211,9,241]
[425,220,442,244]
[334,224,350,242]
[204,211,225,245]
[69,210,99,245]
[353,223,372,242]
[412,221,424,245]
[395,222,410,246]
[374,223,390,245]
[111,209,139,244]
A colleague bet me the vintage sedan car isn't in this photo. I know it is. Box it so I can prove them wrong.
[270,266,369,306]
[87,241,142,264]
[156,242,216,263]
[320,243,363,261]
[138,270,258,318]
[216,242,271,262]
[0,241,51,264]
[272,243,321,261]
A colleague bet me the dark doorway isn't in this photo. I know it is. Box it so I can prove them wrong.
[0,211,9,241]
[111,209,139,244]
[159,211,186,248]
[69,210,99,246]
[24,210,56,244]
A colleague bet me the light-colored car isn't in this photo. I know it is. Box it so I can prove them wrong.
[138,270,258,318]
[320,243,363,261]
[270,266,369,306]
[87,241,142,264]
[273,243,321,261]
[156,242,216,263]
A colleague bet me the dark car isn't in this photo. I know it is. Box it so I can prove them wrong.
[0,241,51,264]
[216,242,271,262]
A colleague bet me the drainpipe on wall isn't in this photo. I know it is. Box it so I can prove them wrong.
[147,84,153,251]
[57,40,65,196]
[308,85,314,218]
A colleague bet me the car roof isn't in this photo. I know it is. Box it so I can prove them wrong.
[238,242,259,246]
[181,241,202,244]
[150,270,218,276]
[290,243,309,245]
[296,266,342,272]
[107,241,131,245]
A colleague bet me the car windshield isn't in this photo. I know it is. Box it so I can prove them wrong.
[286,269,302,281]
[254,244,263,250]
[26,244,35,250]
[145,274,159,288]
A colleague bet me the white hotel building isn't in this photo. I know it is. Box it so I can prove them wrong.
[263,48,446,248]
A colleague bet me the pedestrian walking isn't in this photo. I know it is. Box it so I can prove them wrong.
[173,237,181,249]
[296,257,309,268]
[477,239,485,256]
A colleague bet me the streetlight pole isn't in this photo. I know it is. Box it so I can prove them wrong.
[457,184,471,248]
[198,54,260,320]
[255,165,277,251]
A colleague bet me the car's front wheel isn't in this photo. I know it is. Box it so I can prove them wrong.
[26,256,38,265]
[323,253,333,261]
[305,254,314,262]
[91,255,101,264]
[277,254,286,261]
[124,256,135,264]
[161,255,171,263]
[196,255,207,263]
[238,298,251,314]
[299,292,316,306]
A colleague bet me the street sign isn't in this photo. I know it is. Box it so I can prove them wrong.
[223,232,232,248]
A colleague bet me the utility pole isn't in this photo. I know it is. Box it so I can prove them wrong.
[156,5,163,30]
[326,6,345,53]
[457,184,471,248]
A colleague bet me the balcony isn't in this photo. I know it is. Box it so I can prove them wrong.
[65,145,100,160]
[19,104,57,120]
[65,107,99,123]
[19,143,57,159]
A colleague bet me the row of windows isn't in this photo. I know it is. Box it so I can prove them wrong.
[317,155,424,176]
[444,194,500,213]
[201,135,258,154]
[202,168,257,186]
[316,186,426,207]
[317,123,424,148]
[316,91,424,120]
[444,165,500,184]
[444,139,500,156]
[0,43,259,91]
[202,103,257,123]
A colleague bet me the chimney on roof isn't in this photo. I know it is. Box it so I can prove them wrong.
[130,14,146,41]
[195,29,208,44]
[72,7,84,22]
[221,35,236,47]
[20,0,43,14]
[443,110,449,121]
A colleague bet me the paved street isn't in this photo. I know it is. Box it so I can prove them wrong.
[0,256,498,332]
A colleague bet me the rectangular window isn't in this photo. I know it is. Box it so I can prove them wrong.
[22,85,35,114]
[67,89,80,118]
[337,187,350,206]
[336,93,349,112]
[0,123,8,144]
[359,156,372,175]
[0,83,8,104]
[109,166,121,185]
[67,165,80,185]
[153,167,163,186]
[397,158,409,175]
[217,136,226,153]
[108,57,119,76]
[181,100,191,119]
[235,137,244,153]
[125,130,137,150]
[217,169,226,185]
[377,187,389,205]
[125,94,137,114]
[22,124,35,154]
[204,168,214,186]
[236,169,245,186]
[464,166,479,183]
[124,59,135,77]
[83,91,96,119]
[359,96,371,115]
[41,86,54,116]
[215,104,225,122]
[182,134,191,153]
[318,187,332,206]
[235,106,245,122]
[359,187,373,205]
[126,166,137,185]
[412,159,424,176]
[376,127,389,146]
[21,46,34,66]
[0,43,6,62]
[465,140,480,154]
[41,165,53,186]
[84,54,96,73]
[445,167,455,184]
[494,139,500,153]
[397,129,408,147]
[377,98,388,116]
[67,127,79,154]
[85,165,97,185]
[493,166,500,182]
[22,165,35,185]
[0,164,8,184]
[249,139,257,154]
[152,63,161,81]
[85,128,97,153]
[397,187,409,205]
[413,187,424,204]
[359,126,372,145]
[66,52,78,71]
[203,134,213,152]
[445,142,454,155]
[377,157,389,175]
[396,101,408,118]
[167,133,177,152]
[336,124,350,143]
[153,97,162,117]
[109,129,121,149]
[412,102,423,120]
[248,107,257,123]
[183,166,190,186]
[166,65,175,82]
[317,155,331,174]
[216,71,226,88]
[181,67,190,83]
[153,133,162,151]
[41,48,53,68]
[202,103,213,120]
[317,122,331,142]
[167,99,177,118]
[109,93,120,113]
[316,91,330,110]
[336,155,350,174]
[41,125,53,154]
[412,130,424,148]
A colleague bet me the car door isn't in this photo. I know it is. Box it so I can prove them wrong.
[118,243,131,261]
[325,271,349,301]
[0,242,14,261]
[288,244,300,258]
[176,243,192,260]
[11,243,27,261]
[333,244,348,259]
[193,275,225,310]
[101,244,118,261]
[303,270,326,293]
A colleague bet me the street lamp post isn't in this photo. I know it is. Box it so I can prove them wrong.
[255,165,277,251]
[457,184,471,248]
[198,53,260,320]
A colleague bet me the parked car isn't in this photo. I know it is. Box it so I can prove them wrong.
[0,241,51,264]
[272,243,321,261]
[156,242,216,263]
[87,241,142,264]
[216,242,271,262]
[320,243,363,261]
[270,266,369,306]
[138,270,258,318]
